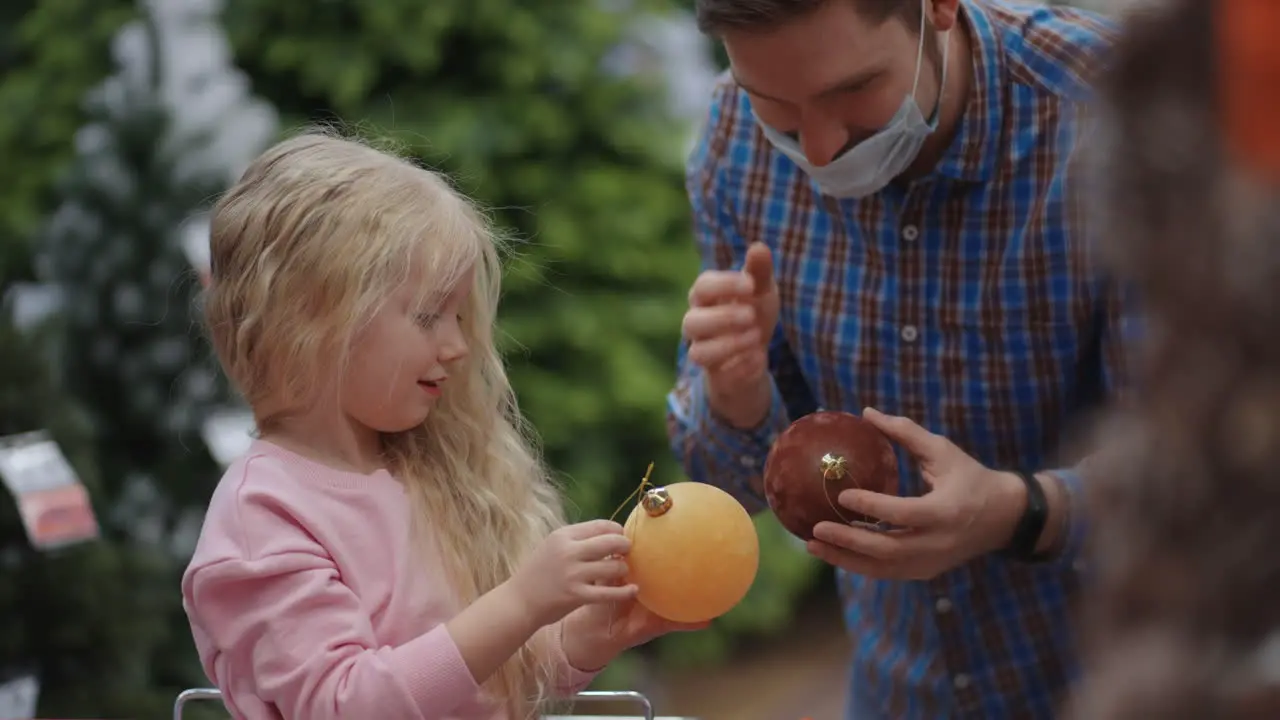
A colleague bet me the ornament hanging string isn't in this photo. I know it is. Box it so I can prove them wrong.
[821,452,886,530]
[604,462,656,637]
[609,461,655,524]
[821,453,860,527]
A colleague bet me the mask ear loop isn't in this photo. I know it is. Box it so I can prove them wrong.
[911,0,950,127]
[909,0,928,99]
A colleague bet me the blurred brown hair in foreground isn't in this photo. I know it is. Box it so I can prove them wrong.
[1064,0,1280,718]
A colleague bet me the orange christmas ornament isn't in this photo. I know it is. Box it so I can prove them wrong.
[617,464,759,624]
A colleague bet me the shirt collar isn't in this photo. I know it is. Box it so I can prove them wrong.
[934,0,1005,182]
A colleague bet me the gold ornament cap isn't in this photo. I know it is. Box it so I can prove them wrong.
[821,453,847,481]
[641,487,673,516]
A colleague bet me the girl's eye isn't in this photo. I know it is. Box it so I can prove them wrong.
[415,313,462,329]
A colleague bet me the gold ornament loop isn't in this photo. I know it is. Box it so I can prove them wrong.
[641,487,673,517]
[820,453,848,481]
[820,452,867,529]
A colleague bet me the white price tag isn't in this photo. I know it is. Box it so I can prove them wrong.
[0,674,39,720]
[0,432,99,551]
[201,408,257,468]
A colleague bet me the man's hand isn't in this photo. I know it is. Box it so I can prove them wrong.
[682,242,779,428]
[805,407,1037,581]
[560,598,709,672]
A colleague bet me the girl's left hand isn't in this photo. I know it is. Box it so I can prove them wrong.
[562,597,710,671]
[608,598,710,647]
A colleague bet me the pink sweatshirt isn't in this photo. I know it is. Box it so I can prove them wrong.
[181,440,598,720]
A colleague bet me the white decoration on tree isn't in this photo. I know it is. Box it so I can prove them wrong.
[201,407,257,469]
[110,0,277,188]
[0,674,39,720]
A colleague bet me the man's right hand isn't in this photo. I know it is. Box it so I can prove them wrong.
[681,242,780,429]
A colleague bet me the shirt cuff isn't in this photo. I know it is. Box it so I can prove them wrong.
[395,624,482,710]
[550,619,599,697]
[690,373,791,506]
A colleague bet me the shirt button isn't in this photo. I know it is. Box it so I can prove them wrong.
[901,224,919,242]
[740,455,757,468]
[953,674,971,690]
[900,325,919,343]
[935,597,953,614]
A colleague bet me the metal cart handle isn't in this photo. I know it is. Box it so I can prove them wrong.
[172,688,222,720]
[568,690,655,720]
[173,687,655,720]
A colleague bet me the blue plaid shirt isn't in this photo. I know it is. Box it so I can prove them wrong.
[666,2,1125,718]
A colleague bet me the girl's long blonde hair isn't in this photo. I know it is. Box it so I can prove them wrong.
[203,128,567,717]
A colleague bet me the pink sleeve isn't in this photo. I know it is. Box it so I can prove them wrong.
[547,620,600,697]
[183,546,479,719]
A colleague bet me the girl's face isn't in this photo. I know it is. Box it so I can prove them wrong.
[340,263,473,435]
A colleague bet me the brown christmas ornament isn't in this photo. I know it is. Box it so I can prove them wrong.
[762,411,899,541]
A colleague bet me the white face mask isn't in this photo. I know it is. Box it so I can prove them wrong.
[754,0,950,199]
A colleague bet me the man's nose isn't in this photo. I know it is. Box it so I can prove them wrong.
[798,116,853,168]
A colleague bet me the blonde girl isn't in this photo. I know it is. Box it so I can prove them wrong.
[181,130,695,720]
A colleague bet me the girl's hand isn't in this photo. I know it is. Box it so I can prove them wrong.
[561,597,711,671]
[508,520,637,628]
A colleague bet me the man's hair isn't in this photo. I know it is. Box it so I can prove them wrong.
[694,0,919,35]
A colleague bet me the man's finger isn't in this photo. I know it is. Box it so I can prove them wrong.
[811,521,919,561]
[682,304,755,341]
[838,489,949,529]
[804,539,910,580]
[716,352,768,381]
[862,407,947,459]
[687,331,762,369]
[743,242,775,298]
[688,271,753,307]
[806,539,944,581]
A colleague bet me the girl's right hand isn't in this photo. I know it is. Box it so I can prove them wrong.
[510,519,637,627]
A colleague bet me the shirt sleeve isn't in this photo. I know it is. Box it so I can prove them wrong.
[665,83,820,513]
[546,619,598,697]
[1040,277,1139,569]
[182,517,480,719]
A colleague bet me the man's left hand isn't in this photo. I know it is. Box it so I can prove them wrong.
[806,407,1027,581]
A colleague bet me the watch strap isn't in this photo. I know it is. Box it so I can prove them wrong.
[999,471,1051,562]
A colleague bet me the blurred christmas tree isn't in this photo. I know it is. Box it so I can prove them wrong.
[23,0,275,713]
[0,309,176,717]
[37,0,275,548]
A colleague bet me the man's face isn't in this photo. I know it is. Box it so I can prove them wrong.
[724,0,945,168]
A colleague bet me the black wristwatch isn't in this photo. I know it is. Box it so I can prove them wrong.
[998,471,1052,562]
